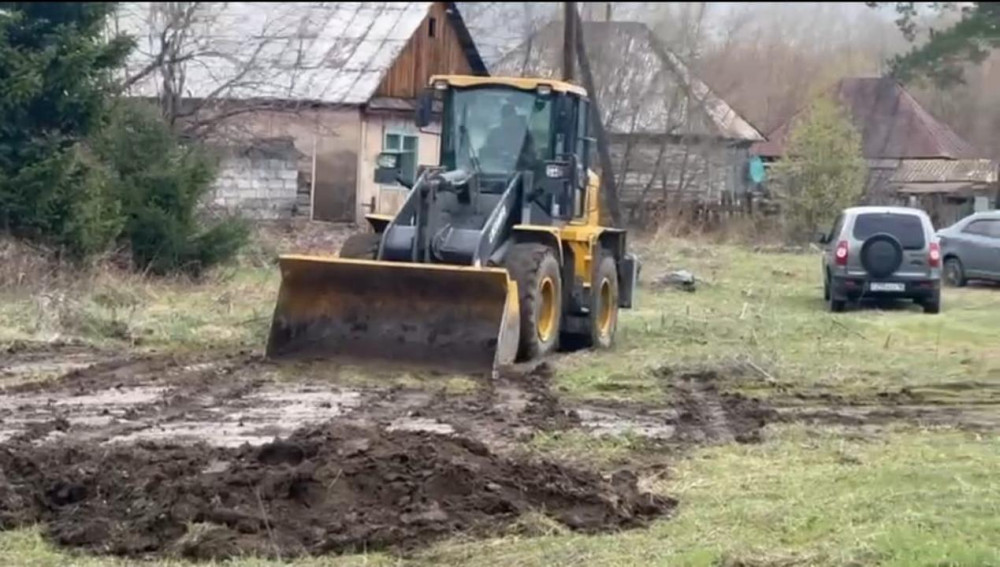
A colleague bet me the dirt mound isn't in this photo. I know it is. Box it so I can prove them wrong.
[0,423,674,560]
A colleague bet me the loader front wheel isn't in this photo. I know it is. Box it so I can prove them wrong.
[339,233,381,259]
[505,243,562,361]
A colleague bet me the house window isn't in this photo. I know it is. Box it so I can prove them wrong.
[428,17,436,38]
[384,132,419,188]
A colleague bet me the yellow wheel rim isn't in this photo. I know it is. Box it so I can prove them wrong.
[598,278,613,335]
[537,276,556,342]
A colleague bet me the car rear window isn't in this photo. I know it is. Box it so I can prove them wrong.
[851,213,926,249]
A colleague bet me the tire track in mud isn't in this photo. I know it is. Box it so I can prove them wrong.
[661,367,777,445]
[673,372,736,444]
[1,351,784,454]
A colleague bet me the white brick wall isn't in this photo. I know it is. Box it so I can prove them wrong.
[210,153,301,220]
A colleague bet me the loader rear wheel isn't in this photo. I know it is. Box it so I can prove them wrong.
[505,243,562,361]
[560,249,619,351]
[339,233,381,259]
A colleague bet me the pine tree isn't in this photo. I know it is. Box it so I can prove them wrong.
[870,2,1000,87]
[0,2,133,257]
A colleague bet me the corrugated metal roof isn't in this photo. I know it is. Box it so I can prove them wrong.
[491,21,763,142]
[890,159,997,184]
[753,77,984,159]
[116,2,485,106]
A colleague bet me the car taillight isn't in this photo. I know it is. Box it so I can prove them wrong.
[835,240,848,266]
[929,242,941,268]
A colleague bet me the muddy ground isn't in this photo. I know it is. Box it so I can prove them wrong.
[0,423,675,560]
[0,343,995,561]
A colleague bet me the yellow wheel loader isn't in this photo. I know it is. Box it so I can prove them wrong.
[266,75,640,377]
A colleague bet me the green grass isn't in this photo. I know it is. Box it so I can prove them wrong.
[554,238,1000,403]
[0,528,397,567]
[0,265,278,352]
[527,429,659,468]
[413,424,1000,566]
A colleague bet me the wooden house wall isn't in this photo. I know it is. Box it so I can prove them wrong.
[610,136,752,214]
[374,2,475,100]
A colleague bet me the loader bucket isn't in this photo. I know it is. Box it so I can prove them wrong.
[265,255,521,378]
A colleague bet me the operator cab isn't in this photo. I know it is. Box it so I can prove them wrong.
[375,76,595,227]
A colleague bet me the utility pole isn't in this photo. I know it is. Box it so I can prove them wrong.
[605,2,612,21]
[572,3,622,226]
[562,1,576,82]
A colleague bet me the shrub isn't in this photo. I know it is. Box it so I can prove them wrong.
[771,95,867,243]
[94,101,249,276]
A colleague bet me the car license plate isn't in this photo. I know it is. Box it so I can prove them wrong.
[869,282,905,292]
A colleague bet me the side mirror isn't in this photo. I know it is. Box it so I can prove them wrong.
[374,152,400,185]
[415,90,433,128]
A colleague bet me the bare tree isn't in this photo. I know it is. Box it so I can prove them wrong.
[458,2,556,70]
[692,2,908,132]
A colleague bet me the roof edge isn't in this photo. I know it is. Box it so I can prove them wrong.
[642,27,764,142]
[444,2,489,76]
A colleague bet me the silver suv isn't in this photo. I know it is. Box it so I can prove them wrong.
[937,210,1000,287]
[818,206,941,314]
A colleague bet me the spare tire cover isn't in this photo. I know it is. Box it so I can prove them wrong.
[860,233,904,278]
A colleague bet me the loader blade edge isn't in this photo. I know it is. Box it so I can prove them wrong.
[266,255,520,378]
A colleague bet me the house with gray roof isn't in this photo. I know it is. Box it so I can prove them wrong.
[116,2,486,223]
[492,20,764,223]
[753,77,998,226]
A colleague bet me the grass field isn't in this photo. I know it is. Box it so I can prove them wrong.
[1,232,998,566]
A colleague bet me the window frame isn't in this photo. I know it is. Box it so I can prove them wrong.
[573,97,590,219]
[851,212,926,250]
[382,130,419,190]
[963,218,1000,238]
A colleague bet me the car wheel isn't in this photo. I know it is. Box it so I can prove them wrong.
[922,291,941,314]
[944,257,967,287]
[828,292,846,313]
[823,273,831,301]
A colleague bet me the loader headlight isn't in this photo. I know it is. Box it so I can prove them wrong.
[434,80,448,91]
[546,163,567,178]
[537,84,552,96]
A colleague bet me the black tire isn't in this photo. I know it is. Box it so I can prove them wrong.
[944,257,967,287]
[825,272,846,312]
[828,292,846,313]
[340,233,381,259]
[860,233,904,279]
[504,243,563,361]
[589,251,619,349]
[923,291,941,314]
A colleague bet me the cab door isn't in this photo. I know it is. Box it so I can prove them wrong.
[571,97,594,224]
